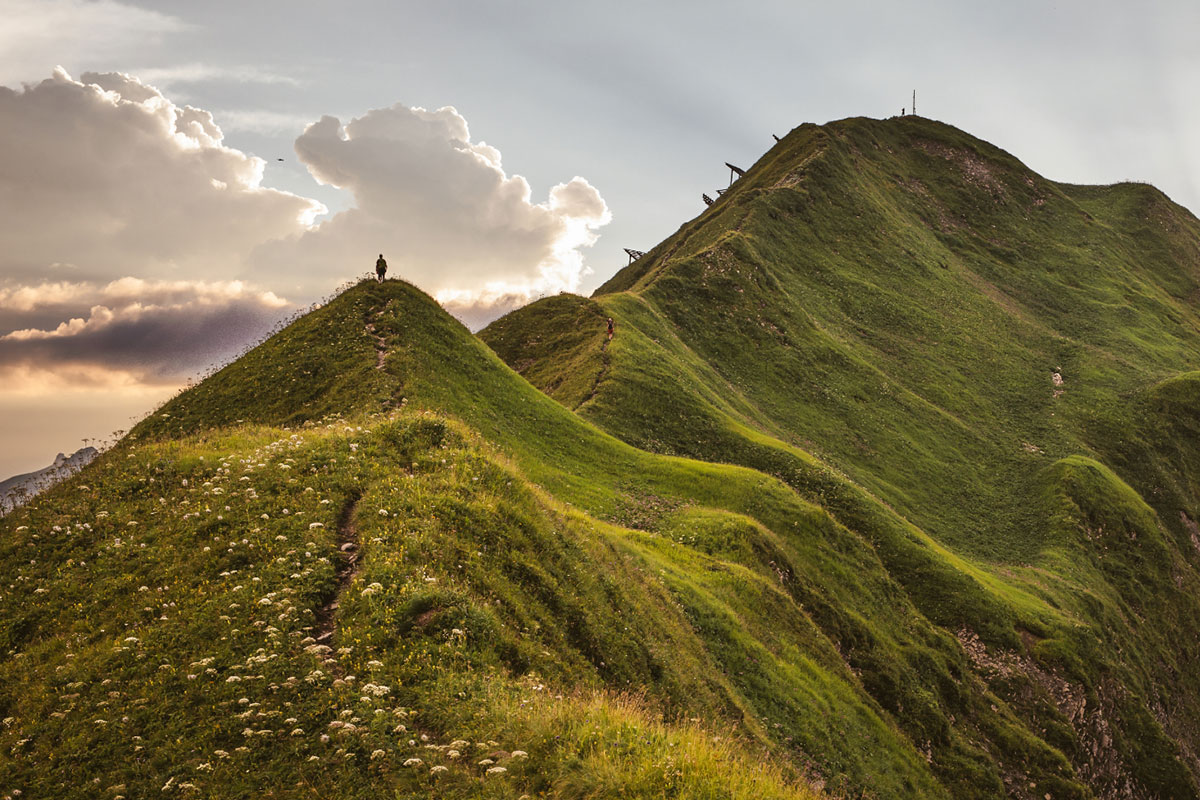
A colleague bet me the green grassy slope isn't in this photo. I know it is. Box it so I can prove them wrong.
[132,279,1058,797]
[2,413,827,799]
[2,279,1015,799]
[481,116,1200,797]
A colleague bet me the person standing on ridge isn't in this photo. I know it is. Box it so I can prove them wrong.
[375,254,388,283]
[606,317,615,340]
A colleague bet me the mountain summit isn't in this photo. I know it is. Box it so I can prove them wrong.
[6,116,1200,799]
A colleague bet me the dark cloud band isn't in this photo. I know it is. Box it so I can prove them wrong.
[0,282,293,383]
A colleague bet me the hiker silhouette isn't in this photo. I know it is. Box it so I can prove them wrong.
[375,254,387,283]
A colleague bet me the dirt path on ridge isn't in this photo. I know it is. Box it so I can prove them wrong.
[312,493,362,648]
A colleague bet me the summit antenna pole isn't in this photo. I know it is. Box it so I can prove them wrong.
[913,90,916,117]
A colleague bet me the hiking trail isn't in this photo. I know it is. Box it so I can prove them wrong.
[365,318,387,370]
[312,493,362,650]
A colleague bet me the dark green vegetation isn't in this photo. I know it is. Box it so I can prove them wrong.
[4,116,1200,799]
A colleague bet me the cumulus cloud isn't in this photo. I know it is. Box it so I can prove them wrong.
[0,278,294,386]
[259,103,611,312]
[0,68,324,283]
[0,69,612,325]
[0,70,614,402]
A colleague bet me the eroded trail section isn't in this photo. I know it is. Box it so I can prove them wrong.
[313,493,362,645]
[365,320,388,369]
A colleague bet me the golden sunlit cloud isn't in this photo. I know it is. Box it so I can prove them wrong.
[258,103,611,322]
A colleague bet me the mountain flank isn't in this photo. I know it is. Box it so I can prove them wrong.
[0,447,98,514]
[486,115,1200,798]
[4,116,1200,798]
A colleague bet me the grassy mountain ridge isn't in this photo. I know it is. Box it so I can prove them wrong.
[4,114,1200,799]
[482,116,1200,797]
[6,280,984,799]
[142,279,1019,795]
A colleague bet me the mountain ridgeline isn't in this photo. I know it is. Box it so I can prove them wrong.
[5,116,1200,799]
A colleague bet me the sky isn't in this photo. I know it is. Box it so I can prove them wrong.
[2,0,1199,478]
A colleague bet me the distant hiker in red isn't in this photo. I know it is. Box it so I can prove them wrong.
[375,254,387,283]
[606,317,615,340]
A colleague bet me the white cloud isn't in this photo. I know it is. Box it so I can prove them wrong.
[0,69,612,318]
[0,0,186,85]
[259,103,611,304]
[0,68,324,283]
